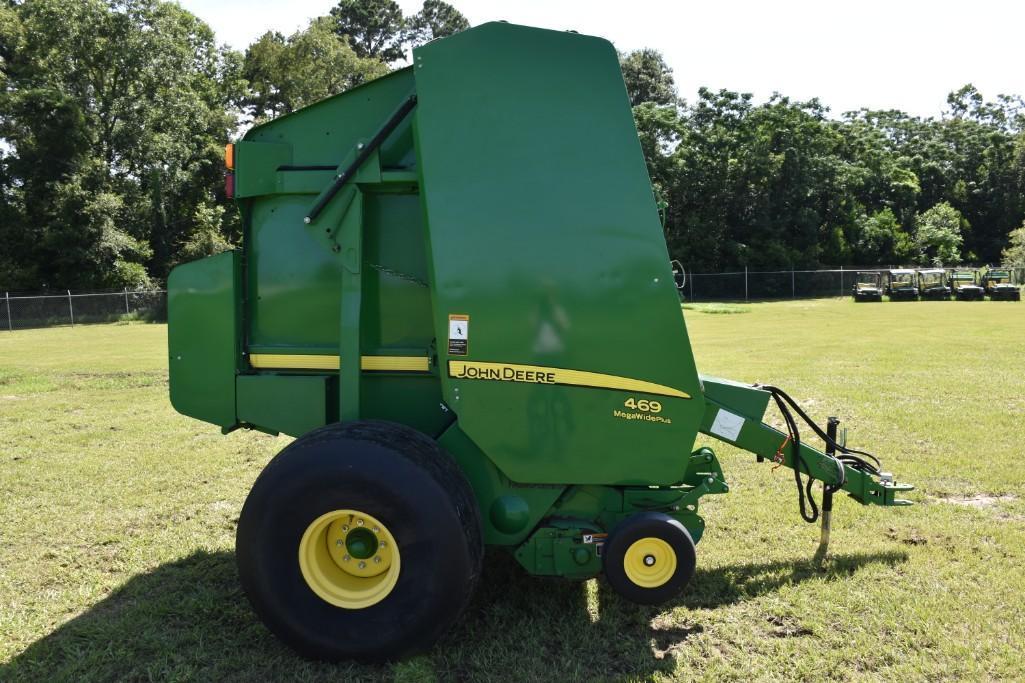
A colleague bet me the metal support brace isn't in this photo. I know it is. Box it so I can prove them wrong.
[338,190,363,421]
[305,94,417,225]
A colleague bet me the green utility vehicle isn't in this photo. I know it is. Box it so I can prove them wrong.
[168,22,913,661]
[885,269,919,300]
[916,268,951,300]
[981,268,1021,301]
[852,271,883,302]
[947,269,984,300]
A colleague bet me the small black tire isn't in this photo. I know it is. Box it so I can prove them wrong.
[236,420,482,662]
[602,512,696,605]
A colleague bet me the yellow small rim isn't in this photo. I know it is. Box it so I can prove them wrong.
[298,509,401,609]
[623,537,677,588]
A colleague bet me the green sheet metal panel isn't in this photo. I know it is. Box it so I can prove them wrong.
[236,374,329,437]
[234,141,291,198]
[242,68,415,167]
[412,23,704,485]
[246,190,433,354]
[360,192,434,353]
[239,67,427,355]
[359,375,452,438]
[246,193,343,350]
[167,250,240,428]
[699,376,771,422]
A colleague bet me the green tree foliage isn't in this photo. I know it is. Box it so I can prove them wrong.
[177,201,232,266]
[242,18,387,121]
[0,0,240,289]
[619,57,1025,270]
[1001,222,1025,266]
[330,0,406,63]
[913,202,966,266]
[328,0,469,63]
[620,49,680,221]
[663,89,852,269]
[1,5,1023,291]
[853,209,913,264]
[407,0,470,48]
[631,101,681,207]
[619,48,677,108]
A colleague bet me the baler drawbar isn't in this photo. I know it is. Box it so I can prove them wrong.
[167,22,913,661]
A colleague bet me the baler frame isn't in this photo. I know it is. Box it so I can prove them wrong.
[167,21,913,662]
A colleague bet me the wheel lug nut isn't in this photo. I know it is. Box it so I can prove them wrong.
[341,524,349,532]
[358,561,366,569]
[335,539,344,547]
[379,540,387,548]
[373,526,380,533]
[374,556,382,564]
[342,554,350,562]
[356,519,364,527]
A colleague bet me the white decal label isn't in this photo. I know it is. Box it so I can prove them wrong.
[448,314,469,356]
[710,409,744,442]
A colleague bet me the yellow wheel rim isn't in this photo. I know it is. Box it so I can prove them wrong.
[623,537,676,588]
[298,509,400,609]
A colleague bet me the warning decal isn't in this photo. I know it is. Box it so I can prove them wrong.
[448,314,469,356]
[710,408,745,442]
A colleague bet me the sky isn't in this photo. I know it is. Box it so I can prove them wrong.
[176,0,1025,119]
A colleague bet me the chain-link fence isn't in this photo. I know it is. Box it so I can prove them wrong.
[1,289,166,331]
[685,268,858,301]
[682,266,1025,302]
[3,266,1023,331]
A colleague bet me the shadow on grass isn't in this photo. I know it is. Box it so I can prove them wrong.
[684,550,909,610]
[2,548,907,682]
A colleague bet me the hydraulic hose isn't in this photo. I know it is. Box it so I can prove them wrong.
[756,384,884,523]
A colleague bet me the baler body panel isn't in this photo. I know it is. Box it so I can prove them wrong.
[200,66,449,437]
[412,23,704,485]
[237,68,416,177]
[167,250,240,429]
[239,69,422,354]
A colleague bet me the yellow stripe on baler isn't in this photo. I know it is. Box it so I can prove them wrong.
[249,354,690,398]
[360,356,431,372]
[448,360,691,399]
[248,354,430,372]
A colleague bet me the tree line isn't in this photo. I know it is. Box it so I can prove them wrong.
[628,50,1025,271]
[0,0,1022,291]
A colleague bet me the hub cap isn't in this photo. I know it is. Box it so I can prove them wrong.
[298,509,400,609]
[623,537,676,588]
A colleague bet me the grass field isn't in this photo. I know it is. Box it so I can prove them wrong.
[1,299,1024,682]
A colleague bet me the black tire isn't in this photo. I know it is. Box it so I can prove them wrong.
[236,420,482,662]
[602,512,696,605]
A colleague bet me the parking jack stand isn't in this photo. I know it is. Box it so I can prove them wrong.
[814,417,841,564]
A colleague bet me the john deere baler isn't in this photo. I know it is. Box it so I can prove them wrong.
[168,22,912,662]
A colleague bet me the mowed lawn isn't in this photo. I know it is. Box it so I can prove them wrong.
[1,299,1024,682]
